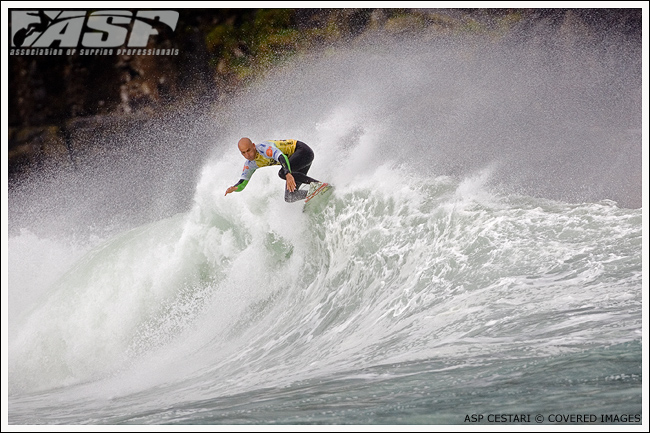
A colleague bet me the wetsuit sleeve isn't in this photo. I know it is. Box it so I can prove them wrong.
[232,179,249,192]
[232,162,256,192]
[279,153,291,173]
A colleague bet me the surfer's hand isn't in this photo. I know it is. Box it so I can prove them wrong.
[286,173,296,192]
[225,186,237,196]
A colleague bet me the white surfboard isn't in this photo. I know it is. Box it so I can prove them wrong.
[303,182,334,211]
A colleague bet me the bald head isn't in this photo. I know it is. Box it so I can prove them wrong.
[238,137,257,161]
[238,137,253,150]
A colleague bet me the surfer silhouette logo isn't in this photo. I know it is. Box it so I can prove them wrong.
[11,10,179,49]
[12,11,54,47]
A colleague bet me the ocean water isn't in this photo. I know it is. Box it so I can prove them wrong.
[5,27,645,427]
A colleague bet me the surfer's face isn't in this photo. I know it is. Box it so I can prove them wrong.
[239,141,257,161]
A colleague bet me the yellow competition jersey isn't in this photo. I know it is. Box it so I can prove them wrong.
[236,140,297,190]
[252,140,297,168]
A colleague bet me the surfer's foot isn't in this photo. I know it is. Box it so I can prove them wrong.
[307,182,323,196]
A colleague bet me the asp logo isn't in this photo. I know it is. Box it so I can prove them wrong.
[11,10,179,48]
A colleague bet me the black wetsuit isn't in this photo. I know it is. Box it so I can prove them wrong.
[278,141,319,201]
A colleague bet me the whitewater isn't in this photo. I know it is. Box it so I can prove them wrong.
[5,29,645,426]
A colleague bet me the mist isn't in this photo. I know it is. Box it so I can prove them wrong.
[8,26,642,240]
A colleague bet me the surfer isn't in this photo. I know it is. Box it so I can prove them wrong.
[225,137,321,202]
